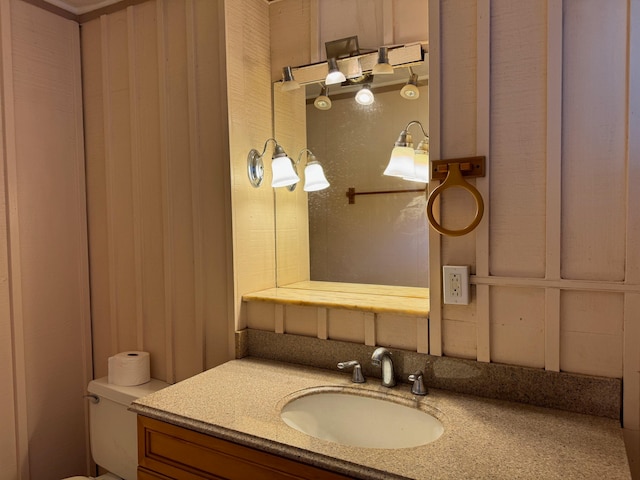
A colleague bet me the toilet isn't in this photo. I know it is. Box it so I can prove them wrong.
[65,376,169,480]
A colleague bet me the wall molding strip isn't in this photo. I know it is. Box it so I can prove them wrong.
[544,0,563,372]
[475,0,490,364]
[100,15,119,354]
[127,6,145,351]
[185,0,206,371]
[427,0,442,356]
[155,0,175,383]
[472,275,640,293]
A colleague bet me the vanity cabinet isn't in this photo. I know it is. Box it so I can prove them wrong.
[137,415,352,480]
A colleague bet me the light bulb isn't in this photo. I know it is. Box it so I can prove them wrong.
[355,86,374,106]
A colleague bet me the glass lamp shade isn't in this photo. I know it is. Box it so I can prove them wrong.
[403,151,429,183]
[314,86,332,110]
[355,86,374,106]
[383,146,415,178]
[281,66,300,92]
[325,58,346,85]
[303,161,330,191]
[271,154,300,188]
[314,95,332,110]
[401,83,420,99]
[372,47,394,74]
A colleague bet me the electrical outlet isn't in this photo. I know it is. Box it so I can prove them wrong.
[443,266,470,305]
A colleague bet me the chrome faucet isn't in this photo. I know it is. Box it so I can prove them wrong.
[371,347,396,387]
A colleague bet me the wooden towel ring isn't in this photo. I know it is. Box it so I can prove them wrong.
[426,162,484,237]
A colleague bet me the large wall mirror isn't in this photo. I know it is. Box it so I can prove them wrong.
[274,60,429,289]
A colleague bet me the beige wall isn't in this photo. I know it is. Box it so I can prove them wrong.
[427,0,640,466]
[81,0,233,385]
[0,0,91,478]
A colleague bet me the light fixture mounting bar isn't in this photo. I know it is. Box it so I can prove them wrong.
[289,42,427,87]
[430,156,486,181]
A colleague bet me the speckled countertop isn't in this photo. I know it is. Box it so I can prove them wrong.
[131,358,630,480]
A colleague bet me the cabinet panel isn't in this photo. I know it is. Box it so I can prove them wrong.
[138,415,351,480]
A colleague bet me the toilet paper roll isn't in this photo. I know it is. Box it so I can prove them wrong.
[108,351,151,386]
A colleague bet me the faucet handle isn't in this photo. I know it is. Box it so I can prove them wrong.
[408,371,427,396]
[337,361,366,383]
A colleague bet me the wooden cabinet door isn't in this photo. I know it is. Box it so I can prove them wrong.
[138,415,353,480]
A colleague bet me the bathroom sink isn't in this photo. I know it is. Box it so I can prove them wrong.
[280,390,444,449]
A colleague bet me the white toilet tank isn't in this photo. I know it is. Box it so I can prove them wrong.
[87,377,169,480]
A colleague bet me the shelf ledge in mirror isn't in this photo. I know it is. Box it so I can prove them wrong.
[242,281,429,316]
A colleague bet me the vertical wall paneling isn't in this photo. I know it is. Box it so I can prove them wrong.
[127,6,145,350]
[100,15,120,355]
[0,1,28,476]
[627,0,640,436]
[545,0,562,372]
[225,0,275,333]
[3,0,91,476]
[185,0,205,372]
[624,294,640,430]
[475,0,490,363]
[427,0,442,356]
[83,0,232,383]
[155,0,176,383]
[561,0,627,282]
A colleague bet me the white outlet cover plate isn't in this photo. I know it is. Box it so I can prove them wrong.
[443,266,470,305]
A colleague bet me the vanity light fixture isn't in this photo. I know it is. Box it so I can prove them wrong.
[325,57,346,85]
[372,46,394,75]
[297,149,330,192]
[400,68,420,100]
[281,66,300,92]
[354,84,374,106]
[247,138,299,188]
[314,85,332,110]
[384,120,429,179]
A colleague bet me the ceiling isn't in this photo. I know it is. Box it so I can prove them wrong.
[43,0,277,15]
[42,0,122,15]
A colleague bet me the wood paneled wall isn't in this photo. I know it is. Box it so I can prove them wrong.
[428,0,640,436]
[81,0,233,384]
[0,0,91,478]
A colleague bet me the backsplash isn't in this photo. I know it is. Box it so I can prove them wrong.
[237,329,622,420]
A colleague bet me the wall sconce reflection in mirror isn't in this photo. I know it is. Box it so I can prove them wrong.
[384,120,429,181]
[296,148,330,192]
[247,138,299,189]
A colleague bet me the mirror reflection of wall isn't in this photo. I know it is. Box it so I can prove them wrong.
[306,77,429,287]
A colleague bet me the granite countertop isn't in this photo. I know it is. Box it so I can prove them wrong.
[131,357,630,480]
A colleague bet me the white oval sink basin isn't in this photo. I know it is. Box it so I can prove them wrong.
[280,391,444,449]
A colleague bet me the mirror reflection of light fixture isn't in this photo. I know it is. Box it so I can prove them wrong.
[281,66,300,92]
[355,84,374,106]
[403,138,429,183]
[314,85,332,110]
[325,57,346,85]
[372,46,394,75]
[297,149,330,192]
[384,120,429,179]
[400,68,420,100]
[247,138,299,188]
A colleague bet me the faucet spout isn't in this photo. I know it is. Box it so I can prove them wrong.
[371,347,396,387]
